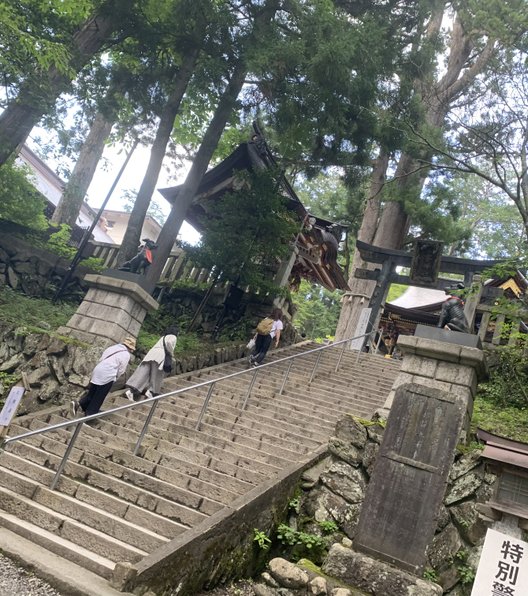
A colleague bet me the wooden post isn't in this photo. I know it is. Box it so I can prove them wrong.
[463,274,484,333]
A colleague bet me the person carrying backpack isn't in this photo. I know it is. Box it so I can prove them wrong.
[249,308,283,366]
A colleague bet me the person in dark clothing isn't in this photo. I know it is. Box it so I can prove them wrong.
[438,284,469,332]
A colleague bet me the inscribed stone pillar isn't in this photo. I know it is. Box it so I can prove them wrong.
[353,382,465,573]
[58,272,159,347]
[353,326,488,574]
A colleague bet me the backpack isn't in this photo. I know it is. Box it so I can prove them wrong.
[256,317,274,335]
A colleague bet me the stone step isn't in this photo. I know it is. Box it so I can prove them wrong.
[109,392,331,444]
[163,377,363,425]
[11,427,233,512]
[164,381,381,429]
[0,485,147,564]
[1,441,187,540]
[11,424,247,506]
[171,360,396,407]
[0,462,168,552]
[111,395,327,451]
[4,440,210,528]
[0,510,116,580]
[47,411,300,470]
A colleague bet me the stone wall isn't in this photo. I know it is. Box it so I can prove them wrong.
[0,323,253,415]
[248,416,495,596]
[0,222,89,299]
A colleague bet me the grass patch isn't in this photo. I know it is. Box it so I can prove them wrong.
[472,395,528,443]
[0,286,76,330]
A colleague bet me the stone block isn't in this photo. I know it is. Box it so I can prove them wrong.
[323,544,442,596]
[434,361,475,387]
[268,558,310,589]
[398,335,462,364]
[415,324,482,348]
[401,354,438,378]
[354,382,464,573]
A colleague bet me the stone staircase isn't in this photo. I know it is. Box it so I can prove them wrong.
[0,341,401,595]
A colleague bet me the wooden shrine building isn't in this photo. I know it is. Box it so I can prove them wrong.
[158,130,349,295]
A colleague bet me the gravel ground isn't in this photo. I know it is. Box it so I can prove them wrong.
[0,553,63,596]
[0,551,259,596]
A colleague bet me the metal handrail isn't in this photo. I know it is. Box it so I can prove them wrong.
[1,328,376,490]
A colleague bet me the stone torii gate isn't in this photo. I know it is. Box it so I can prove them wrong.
[352,239,503,344]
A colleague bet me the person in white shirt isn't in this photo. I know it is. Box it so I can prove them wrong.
[125,326,178,401]
[250,309,283,366]
[70,337,136,418]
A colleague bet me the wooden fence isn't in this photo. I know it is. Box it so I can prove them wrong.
[476,303,527,348]
[89,241,218,286]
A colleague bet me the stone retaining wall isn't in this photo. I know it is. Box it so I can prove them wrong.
[248,416,495,596]
[0,323,253,415]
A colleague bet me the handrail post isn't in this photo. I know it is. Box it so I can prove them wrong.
[279,360,293,395]
[195,382,216,431]
[50,422,83,490]
[133,400,159,455]
[374,328,383,354]
[309,351,322,383]
[241,369,258,410]
[335,340,347,372]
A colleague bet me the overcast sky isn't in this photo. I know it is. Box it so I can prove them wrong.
[27,131,201,244]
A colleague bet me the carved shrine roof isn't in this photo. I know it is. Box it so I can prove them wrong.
[159,140,349,291]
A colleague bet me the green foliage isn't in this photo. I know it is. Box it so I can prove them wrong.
[276,523,326,560]
[46,224,77,258]
[183,169,298,294]
[0,0,92,90]
[0,161,47,230]
[0,372,20,408]
[288,496,301,514]
[253,529,272,551]
[478,345,528,409]
[291,281,342,339]
[458,565,476,585]
[0,286,76,331]
[43,224,104,271]
[317,520,339,534]
[386,284,408,303]
[472,395,528,443]
[423,568,439,583]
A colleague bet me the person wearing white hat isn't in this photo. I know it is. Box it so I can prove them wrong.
[124,326,178,401]
[70,337,136,418]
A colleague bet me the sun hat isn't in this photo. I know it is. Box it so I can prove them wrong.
[122,337,136,351]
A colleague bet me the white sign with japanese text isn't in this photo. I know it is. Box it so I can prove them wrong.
[350,307,371,350]
[0,386,24,427]
[471,528,528,596]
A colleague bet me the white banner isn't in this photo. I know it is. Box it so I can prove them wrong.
[471,528,528,596]
[350,307,371,350]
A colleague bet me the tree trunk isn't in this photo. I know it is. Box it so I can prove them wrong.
[117,47,200,263]
[144,0,279,288]
[50,111,114,227]
[0,0,127,166]
[334,151,389,340]
[145,61,249,287]
[335,9,497,340]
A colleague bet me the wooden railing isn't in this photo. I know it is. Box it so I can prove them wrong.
[476,304,527,347]
[89,241,217,285]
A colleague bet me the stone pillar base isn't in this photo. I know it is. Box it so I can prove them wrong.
[323,543,442,596]
[378,326,488,442]
[58,273,159,347]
